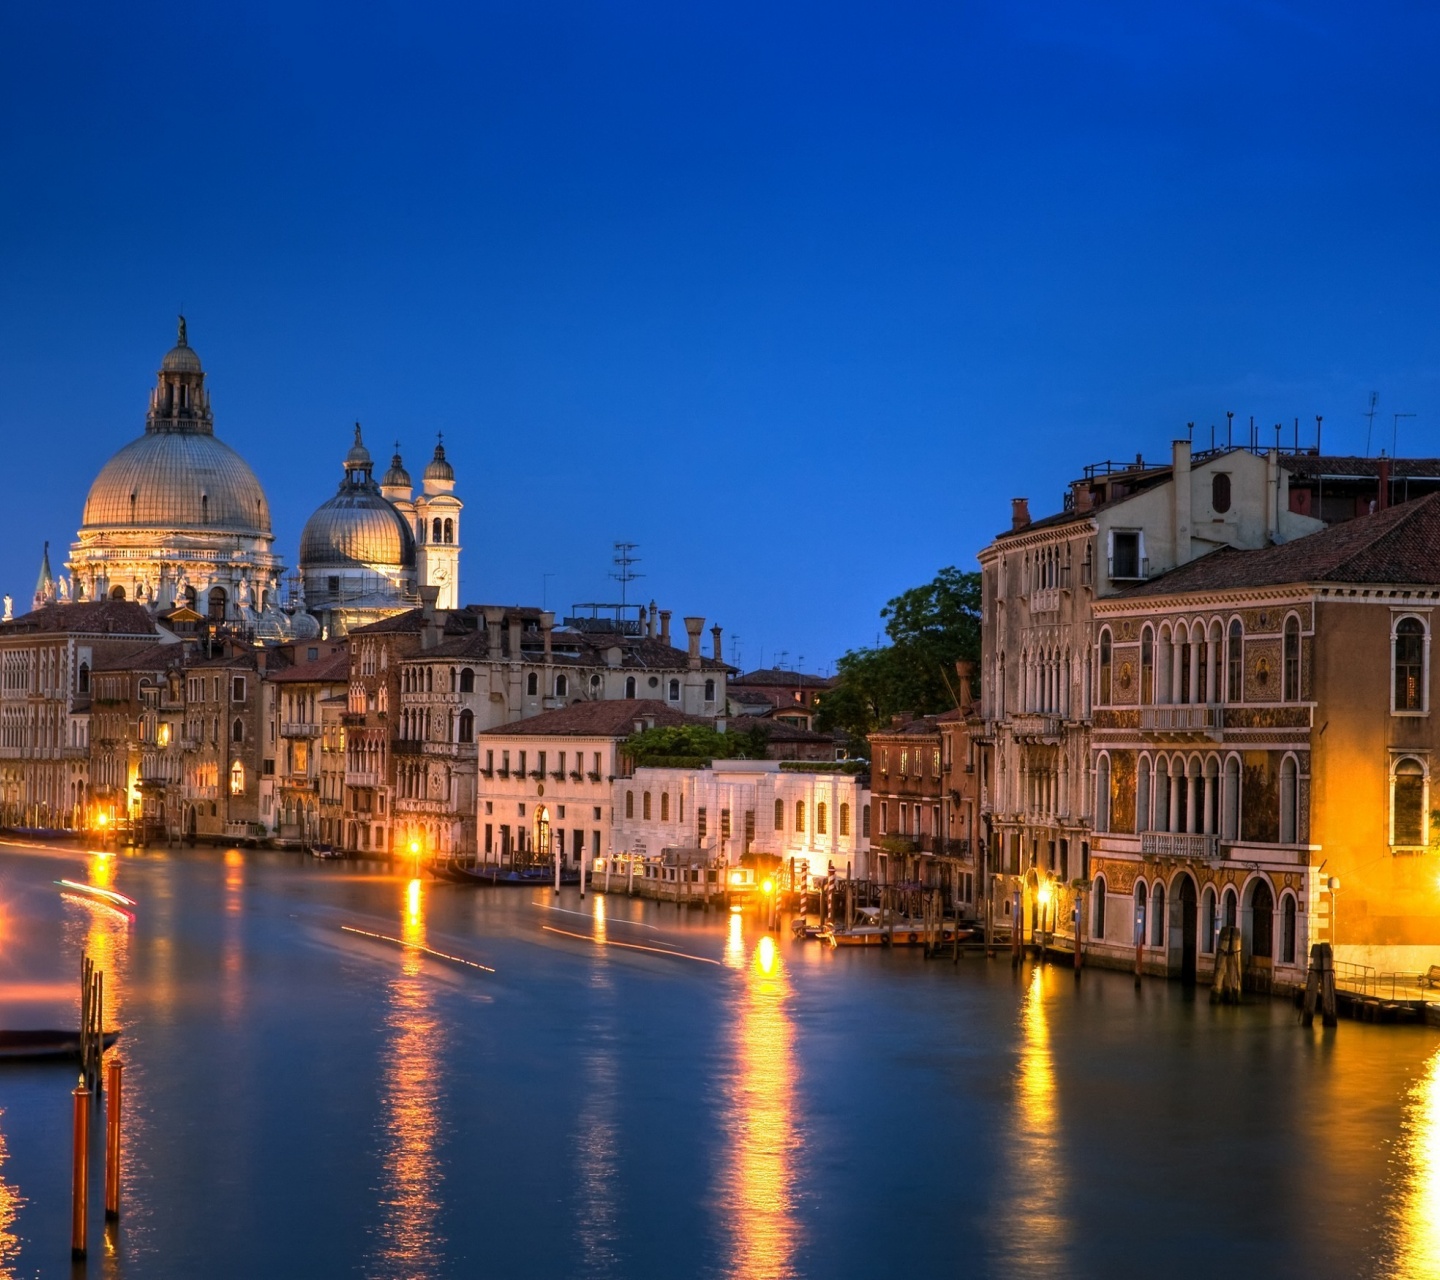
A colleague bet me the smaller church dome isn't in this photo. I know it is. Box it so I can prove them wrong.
[345,424,373,470]
[424,438,454,483]
[382,446,411,489]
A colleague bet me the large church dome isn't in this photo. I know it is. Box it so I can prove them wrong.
[79,320,272,537]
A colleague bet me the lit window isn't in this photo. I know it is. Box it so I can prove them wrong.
[795,801,805,833]
[229,760,245,795]
[774,798,783,830]
[816,802,827,835]
[1392,757,1426,846]
[1394,617,1427,713]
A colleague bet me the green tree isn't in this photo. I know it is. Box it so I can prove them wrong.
[621,722,770,766]
[816,566,981,748]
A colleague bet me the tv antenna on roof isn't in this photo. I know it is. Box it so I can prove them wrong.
[1394,412,1416,458]
[610,542,642,608]
[1364,392,1379,457]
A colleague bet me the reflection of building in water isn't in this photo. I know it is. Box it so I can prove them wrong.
[991,966,1069,1276]
[575,895,620,1275]
[720,912,800,1279]
[0,1110,24,1278]
[1390,1046,1440,1278]
[371,878,445,1274]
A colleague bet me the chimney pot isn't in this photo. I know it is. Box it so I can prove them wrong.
[710,624,723,664]
[659,610,672,644]
[683,616,704,671]
[1011,498,1031,530]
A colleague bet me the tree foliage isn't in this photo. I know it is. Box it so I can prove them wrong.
[815,566,981,749]
[621,722,770,766]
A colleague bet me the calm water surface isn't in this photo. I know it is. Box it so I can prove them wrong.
[0,839,1435,1279]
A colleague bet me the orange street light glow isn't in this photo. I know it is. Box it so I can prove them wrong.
[730,871,744,886]
[762,878,775,895]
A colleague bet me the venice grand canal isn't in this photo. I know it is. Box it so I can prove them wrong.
[0,841,1436,1278]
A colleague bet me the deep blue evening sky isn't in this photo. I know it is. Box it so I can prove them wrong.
[2,2,1439,668]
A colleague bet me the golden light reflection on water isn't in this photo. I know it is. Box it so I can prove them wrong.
[1390,1045,1440,1279]
[0,1111,23,1279]
[576,896,619,1276]
[372,877,445,1276]
[996,965,1068,1277]
[721,916,800,1280]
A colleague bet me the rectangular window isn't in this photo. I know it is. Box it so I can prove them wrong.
[721,808,731,839]
[1110,530,1142,580]
[744,810,755,843]
[1395,620,1426,712]
[592,831,600,856]
[880,803,889,835]
[501,751,510,774]
[537,751,547,776]
[774,798,784,830]
[900,749,908,776]
[519,751,527,775]
[485,750,494,772]
[484,823,493,853]
[697,807,707,839]
[558,751,566,774]
[593,806,601,820]
[899,802,908,835]
[232,677,246,702]
[932,749,941,777]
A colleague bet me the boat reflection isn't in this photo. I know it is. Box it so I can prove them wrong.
[994,965,1069,1276]
[371,877,445,1276]
[0,1111,23,1279]
[720,914,800,1280]
[1389,1044,1440,1278]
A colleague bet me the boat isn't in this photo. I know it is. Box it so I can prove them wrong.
[309,843,344,860]
[453,862,581,887]
[820,906,973,948]
[55,880,136,912]
[0,1030,121,1061]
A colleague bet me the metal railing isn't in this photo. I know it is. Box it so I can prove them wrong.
[1140,831,1219,859]
[1139,704,1223,734]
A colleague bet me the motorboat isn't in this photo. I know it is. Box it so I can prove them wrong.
[0,1029,121,1061]
[820,906,972,949]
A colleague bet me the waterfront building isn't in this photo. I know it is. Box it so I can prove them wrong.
[1088,492,1440,984]
[267,645,350,845]
[978,440,1326,951]
[725,667,835,727]
[470,700,704,871]
[610,757,871,882]
[67,320,289,628]
[384,604,732,859]
[0,601,161,828]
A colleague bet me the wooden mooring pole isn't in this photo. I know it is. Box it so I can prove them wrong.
[1211,926,1243,1004]
[71,1078,89,1260]
[105,1058,124,1220]
[1301,941,1338,1028]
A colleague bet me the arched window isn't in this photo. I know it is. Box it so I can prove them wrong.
[1222,755,1241,841]
[426,667,433,692]
[1283,616,1301,701]
[1098,629,1112,705]
[774,799,784,830]
[1227,619,1243,702]
[839,803,850,836]
[1393,757,1426,846]
[555,675,568,697]
[1093,874,1107,940]
[443,519,453,543]
[624,676,636,699]
[432,518,443,542]
[231,717,244,743]
[795,801,806,833]
[229,760,245,795]
[817,802,828,835]
[1134,882,1148,946]
[625,790,634,819]
[459,668,474,693]
[1137,755,1152,833]
[78,662,89,694]
[660,792,670,822]
[457,710,473,743]
[704,679,716,703]
[1250,878,1274,960]
[668,679,680,701]
[1279,755,1298,844]
[1394,617,1427,712]
[643,792,651,820]
[1151,881,1165,947]
[1222,886,1238,930]
[1140,626,1154,704]
[862,804,871,837]
[1095,753,1111,832]
[1212,471,1232,513]
[1201,886,1217,954]
[208,586,227,621]
[1281,893,1298,964]
[109,585,126,601]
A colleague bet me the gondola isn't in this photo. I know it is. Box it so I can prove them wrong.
[453,863,580,887]
[0,1030,121,1061]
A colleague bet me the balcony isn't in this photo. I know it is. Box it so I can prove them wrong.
[280,721,320,738]
[346,770,382,788]
[1140,831,1219,860]
[1030,586,1060,614]
[1010,713,1063,742]
[1139,704,1223,737]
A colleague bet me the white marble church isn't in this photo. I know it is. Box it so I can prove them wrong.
[39,320,463,637]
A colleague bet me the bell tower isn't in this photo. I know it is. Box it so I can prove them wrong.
[414,435,461,609]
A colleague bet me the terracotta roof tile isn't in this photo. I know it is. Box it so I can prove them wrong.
[480,699,711,738]
[0,601,158,637]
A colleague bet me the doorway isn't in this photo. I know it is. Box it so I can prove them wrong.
[1176,874,1198,984]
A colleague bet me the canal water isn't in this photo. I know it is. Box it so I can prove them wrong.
[0,839,1435,1279]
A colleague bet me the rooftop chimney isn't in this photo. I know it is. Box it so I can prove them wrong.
[711,624,723,664]
[648,600,658,639]
[540,610,554,659]
[481,606,504,659]
[1011,498,1031,531]
[955,659,976,712]
[508,615,522,664]
[419,585,442,649]
[659,610,672,644]
[683,617,704,671]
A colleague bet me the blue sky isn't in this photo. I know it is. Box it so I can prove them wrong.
[2,1,1438,669]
